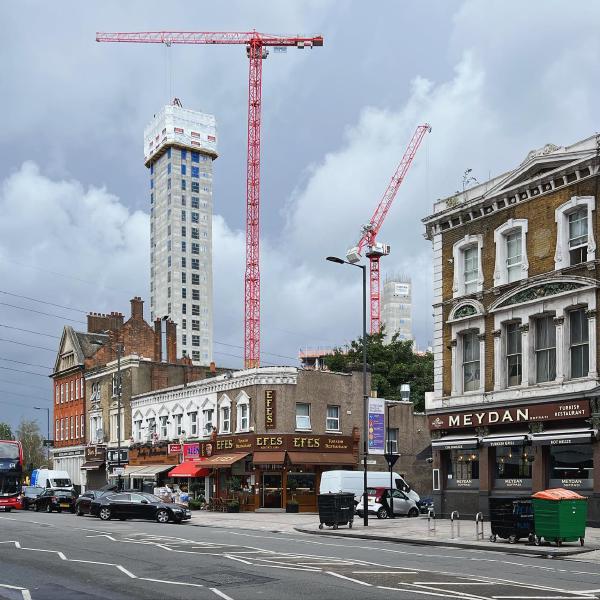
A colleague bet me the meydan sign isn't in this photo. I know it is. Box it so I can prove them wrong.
[429,399,590,430]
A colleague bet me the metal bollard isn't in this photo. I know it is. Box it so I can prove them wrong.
[475,512,484,540]
[450,510,460,539]
[427,508,436,533]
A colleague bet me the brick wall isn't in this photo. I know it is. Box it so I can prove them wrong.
[53,371,86,447]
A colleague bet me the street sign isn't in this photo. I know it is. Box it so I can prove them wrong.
[384,453,399,468]
[112,466,125,475]
[366,459,377,465]
[42,440,54,448]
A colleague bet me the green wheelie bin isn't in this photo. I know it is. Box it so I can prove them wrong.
[531,488,587,547]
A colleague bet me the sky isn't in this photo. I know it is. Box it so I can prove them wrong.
[1,0,600,431]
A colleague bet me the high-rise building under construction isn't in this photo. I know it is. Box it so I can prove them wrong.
[381,275,413,342]
[145,100,217,364]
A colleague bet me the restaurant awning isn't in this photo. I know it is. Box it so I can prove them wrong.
[480,433,529,447]
[287,451,356,465]
[168,462,209,478]
[431,435,478,451]
[530,428,596,446]
[200,453,250,468]
[80,461,105,470]
[123,464,176,477]
[252,451,286,465]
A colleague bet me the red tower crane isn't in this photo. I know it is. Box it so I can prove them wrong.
[96,30,323,368]
[346,124,431,334]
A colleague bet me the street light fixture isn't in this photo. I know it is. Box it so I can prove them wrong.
[33,406,50,462]
[325,255,369,527]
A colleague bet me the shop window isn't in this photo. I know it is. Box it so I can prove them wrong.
[446,449,479,481]
[506,322,522,387]
[569,309,589,378]
[550,444,593,483]
[326,405,340,431]
[535,315,556,383]
[494,446,532,479]
[286,472,315,497]
[295,403,311,430]
[462,331,480,391]
[386,428,398,454]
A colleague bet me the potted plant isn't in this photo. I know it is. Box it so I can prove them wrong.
[286,476,299,513]
[227,499,240,513]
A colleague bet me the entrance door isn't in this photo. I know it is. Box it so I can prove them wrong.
[261,473,282,508]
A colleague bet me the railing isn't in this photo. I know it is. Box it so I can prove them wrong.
[450,510,460,539]
[475,512,484,540]
[427,508,436,533]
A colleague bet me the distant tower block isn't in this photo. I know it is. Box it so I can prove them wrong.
[381,275,412,343]
[145,100,218,365]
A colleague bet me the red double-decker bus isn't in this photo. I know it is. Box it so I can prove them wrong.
[0,440,23,511]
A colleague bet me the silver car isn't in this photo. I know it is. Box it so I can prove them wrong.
[356,487,420,519]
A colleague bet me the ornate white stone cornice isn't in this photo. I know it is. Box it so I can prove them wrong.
[131,367,299,409]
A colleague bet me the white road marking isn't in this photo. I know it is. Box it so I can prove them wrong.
[224,554,252,565]
[260,564,321,572]
[377,585,460,597]
[210,588,236,600]
[326,572,372,587]
[352,571,419,574]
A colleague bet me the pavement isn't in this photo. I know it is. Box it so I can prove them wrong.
[2,510,600,599]
[187,510,600,559]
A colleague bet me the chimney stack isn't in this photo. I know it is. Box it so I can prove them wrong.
[130,297,144,321]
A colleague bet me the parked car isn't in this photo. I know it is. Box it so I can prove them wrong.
[319,470,420,503]
[356,487,420,519]
[20,486,45,510]
[33,488,77,513]
[75,490,111,516]
[90,492,192,524]
[416,496,434,515]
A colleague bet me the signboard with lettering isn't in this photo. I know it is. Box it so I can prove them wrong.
[168,444,183,454]
[368,398,385,455]
[428,400,590,431]
[265,390,276,429]
[183,442,202,461]
[107,449,129,464]
[85,446,106,462]
[493,479,532,490]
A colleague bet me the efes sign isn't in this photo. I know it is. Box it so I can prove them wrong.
[429,400,590,430]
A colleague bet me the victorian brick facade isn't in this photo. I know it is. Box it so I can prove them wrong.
[423,135,600,525]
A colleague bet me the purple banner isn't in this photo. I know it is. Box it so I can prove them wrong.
[368,398,385,455]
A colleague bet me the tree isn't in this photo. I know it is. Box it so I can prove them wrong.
[0,422,14,440]
[324,330,433,412]
[16,419,46,471]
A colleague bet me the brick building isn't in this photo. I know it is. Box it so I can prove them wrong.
[129,367,431,511]
[84,297,225,489]
[423,136,600,525]
[51,327,108,490]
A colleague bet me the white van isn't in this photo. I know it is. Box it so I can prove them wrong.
[30,469,73,491]
[319,470,419,503]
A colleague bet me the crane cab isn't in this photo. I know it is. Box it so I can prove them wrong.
[346,246,362,264]
[365,242,391,259]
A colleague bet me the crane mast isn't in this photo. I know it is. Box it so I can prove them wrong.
[97,30,323,368]
[346,124,431,334]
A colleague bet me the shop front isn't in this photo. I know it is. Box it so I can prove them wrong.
[429,398,599,525]
[124,444,179,493]
[168,433,359,512]
[80,446,107,491]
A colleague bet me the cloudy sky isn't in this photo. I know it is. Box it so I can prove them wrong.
[1,0,599,430]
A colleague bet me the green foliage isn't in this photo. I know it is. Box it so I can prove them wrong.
[323,331,433,412]
[16,419,46,471]
[188,499,203,510]
[0,422,14,440]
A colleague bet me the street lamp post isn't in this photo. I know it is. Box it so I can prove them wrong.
[33,406,50,463]
[326,256,369,527]
[116,342,124,492]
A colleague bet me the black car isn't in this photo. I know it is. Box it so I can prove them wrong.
[90,492,191,524]
[20,486,45,510]
[75,490,110,516]
[33,489,77,513]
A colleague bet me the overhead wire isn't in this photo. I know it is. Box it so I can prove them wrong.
[0,365,50,378]
[0,337,56,353]
[0,356,52,370]
[0,289,87,313]
[0,323,60,339]
[0,301,86,324]
[0,378,50,392]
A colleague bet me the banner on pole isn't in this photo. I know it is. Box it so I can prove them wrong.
[368,398,385,455]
